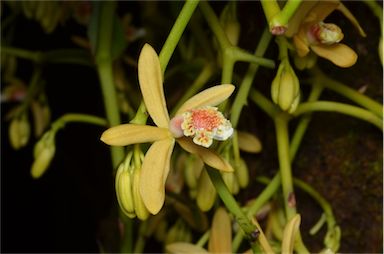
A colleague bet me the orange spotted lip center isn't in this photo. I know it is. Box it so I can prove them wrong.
[190,108,221,131]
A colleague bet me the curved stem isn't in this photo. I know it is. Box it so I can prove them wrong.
[159,0,200,72]
[249,89,280,118]
[1,46,41,62]
[271,0,302,28]
[309,68,383,117]
[231,47,275,68]
[294,101,383,129]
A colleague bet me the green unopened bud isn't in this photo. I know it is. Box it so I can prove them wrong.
[271,59,301,113]
[222,171,239,194]
[293,51,317,70]
[235,158,249,188]
[115,155,136,218]
[132,167,150,220]
[220,2,240,46]
[9,113,30,150]
[196,169,217,211]
[31,131,56,179]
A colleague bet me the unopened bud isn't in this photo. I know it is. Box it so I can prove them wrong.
[196,169,217,211]
[222,171,239,194]
[31,131,55,179]
[220,2,241,46]
[293,51,317,70]
[235,158,249,188]
[115,158,136,218]
[9,113,30,150]
[132,167,150,220]
[271,59,301,113]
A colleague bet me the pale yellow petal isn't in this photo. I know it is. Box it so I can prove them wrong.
[293,35,310,57]
[306,1,339,24]
[177,137,233,172]
[336,3,366,37]
[140,138,175,214]
[238,131,262,153]
[310,43,357,68]
[208,207,232,253]
[285,1,317,37]
[282,214,301,254]
[175,84,235,116]
[138,44,170,128]
[166,242,209,254]
[100,124,171,146]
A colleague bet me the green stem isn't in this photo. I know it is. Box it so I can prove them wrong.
[231,28,272,127]
[196,230,210,247]
[363,1,383,26]
[249,89,280,118]
[274,113,296,220]
[1,46,40,61]
[159,0,200,73]
[133,221,147,253]
[271,0,302,29]
[230,47,275,68]
[206,167,267,252]
[309,69,383,117]
[260,0,281,28]
[294,101,383,129]
[120,218,133,254]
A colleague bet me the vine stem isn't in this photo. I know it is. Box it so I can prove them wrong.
[293,101,383,129]
[274,113,296,220]
[51,113,107,132]
[270,0,302,29]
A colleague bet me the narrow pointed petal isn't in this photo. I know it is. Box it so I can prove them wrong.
[175,85,235,116]
[166,242,209,254]
[308,1,339,24]
[138,44,170,128]
[100,124,171,146]
[140,138,175,214]
[310,43,357,68]
[208,207,232,253]
[336,3,366,37]
[177,137,233,172]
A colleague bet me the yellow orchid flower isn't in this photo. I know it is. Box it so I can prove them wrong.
[101,44,234,214]
[286,0,366,68]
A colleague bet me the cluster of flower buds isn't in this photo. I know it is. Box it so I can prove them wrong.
[271,59,301,113]
[31,130,56,179]
[115,151,150,220]
[9,112,30,150]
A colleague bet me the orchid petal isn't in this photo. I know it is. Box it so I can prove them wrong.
[310,43,357,68]
[286,1,317,37]
[175,84,235,116]
[177,137,233,172]
[238,131,262,153]
[138,44,170,128]
[208,207,232,253]
[140,138,175,214]
[100,124,171,146]
[306,1,339,24]
[166,242,209,254]
[336,3,366,37]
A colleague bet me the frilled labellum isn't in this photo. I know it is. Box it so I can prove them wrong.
[169,106,233,148]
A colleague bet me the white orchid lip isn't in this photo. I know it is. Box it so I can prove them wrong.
[170,106,233,148]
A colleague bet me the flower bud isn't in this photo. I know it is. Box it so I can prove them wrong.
[115,159,136,218]
[237,131,262,153]
[222,171,239,194]
[165,220,192,245]
[220,1,241,46]
[235,158,249,188]
[271,59,301,113]
[9,113,30,150]
[293,51,317,70]
[31,131,55,179]
[132,167,150,220]
[196,169,217,211]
